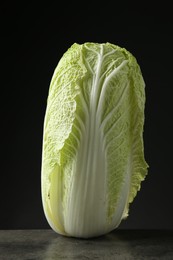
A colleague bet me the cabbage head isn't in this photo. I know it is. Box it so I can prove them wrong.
[41,42,148,238]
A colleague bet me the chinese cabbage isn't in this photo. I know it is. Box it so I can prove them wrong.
[41,42,148,238]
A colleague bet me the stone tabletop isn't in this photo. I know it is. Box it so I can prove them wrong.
[0,229,172,259]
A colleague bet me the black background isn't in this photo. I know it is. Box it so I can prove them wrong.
[1,2,173,230]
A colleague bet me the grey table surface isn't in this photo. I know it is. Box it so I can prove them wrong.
[0,229,172,260]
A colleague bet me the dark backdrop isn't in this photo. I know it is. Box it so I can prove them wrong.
[1,2,173,230]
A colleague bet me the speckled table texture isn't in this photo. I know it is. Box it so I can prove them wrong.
[0,229,172,259]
